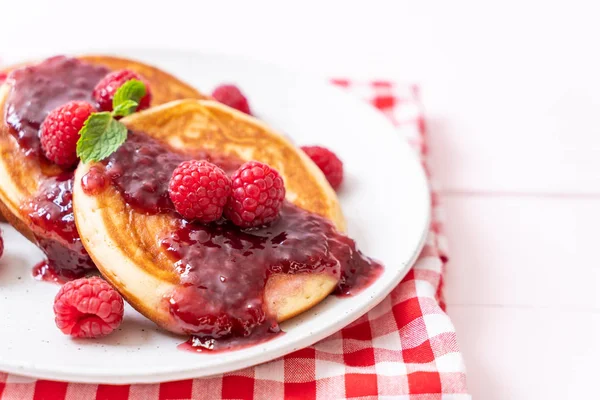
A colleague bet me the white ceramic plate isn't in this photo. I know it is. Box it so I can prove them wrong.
[0,49,430,383]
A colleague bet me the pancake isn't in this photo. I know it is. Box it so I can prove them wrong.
[72,99,346,334]
[0,55,209,244]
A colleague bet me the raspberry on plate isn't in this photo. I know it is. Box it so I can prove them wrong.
[93,69,152,112]
[40,101,95,167]
[301,146,344,190]
[225,161,286,228]
[169,160,232,222]
[211,84,252,115]
[53,277,124,338]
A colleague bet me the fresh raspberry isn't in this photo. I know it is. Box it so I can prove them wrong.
[0,228,3,259]
[0,72,7,85]
[40,101,95,167]
[169,160,231,222]
[53,277,124,338]
[301,146,344,190]
[93,69,152,112]
[211,84,252,115]
[225,161,286,228]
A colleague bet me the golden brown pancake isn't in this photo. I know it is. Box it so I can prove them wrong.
[73,100,345,334]
[0,55,209,242]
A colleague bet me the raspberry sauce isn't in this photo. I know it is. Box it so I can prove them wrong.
[32,261,70,284]
[4,56,108,280]
[101,133,383,351]
[162,202,382,351]
[81,167,108,195]
[101,133,241,215]
[23,173,95,280]
[5,56,109,158]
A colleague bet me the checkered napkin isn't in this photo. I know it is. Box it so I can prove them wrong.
[0,80,469,400]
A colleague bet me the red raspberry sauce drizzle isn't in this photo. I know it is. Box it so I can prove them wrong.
[23,173,96,281]
[5,56,109,158]
[32,261,69,284]
[101,133,383,351]
[101,133,241,214]
[163,203,382,351]
[3,57,108,281]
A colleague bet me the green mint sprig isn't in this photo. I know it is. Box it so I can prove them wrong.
[76,79,147,163]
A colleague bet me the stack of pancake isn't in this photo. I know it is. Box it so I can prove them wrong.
[0,55,346,335]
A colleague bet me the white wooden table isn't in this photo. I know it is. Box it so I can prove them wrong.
[2,1,597,398]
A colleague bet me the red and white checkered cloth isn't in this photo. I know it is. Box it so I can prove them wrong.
[0,80,469,400]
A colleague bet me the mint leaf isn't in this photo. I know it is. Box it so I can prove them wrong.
[112,79,146,117]
[77,112,128,163]
[75,79,146,163]
[112,99,139,117]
